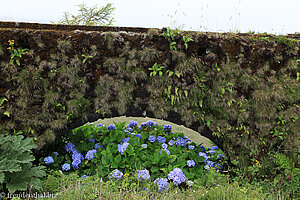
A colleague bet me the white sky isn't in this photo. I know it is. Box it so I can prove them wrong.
[0,0,299,34]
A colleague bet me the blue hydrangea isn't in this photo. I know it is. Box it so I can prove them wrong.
[94,143,103,150]
[141,144,148,148]
[184,136,192,142]
[54,152,59,156]
[161,143,168,149]
[217,154,225,160]
[167,168,186,186]
[198,145,206,152]
[120,137,130,144]
[118,142,129,155]
[44,156,54,165]
[204,160,214,170]
[154,122,158,126]
[65,143,76,153]
[62,163,70,171]
[160,148,170,156]
[72,159,81,169]
[98,123,104,127]
[148,135,156,143]
[168,140,174,146]
[211,146,218,150]
[157,136,166,143]
[82,175,88,178]
[142,122,149,127]
[198,152,208,161]
[188,145,195,150]
[109,169,123,179]
[214,163,223,171]
[146,120,155,126]
[88,138,96,142]
[187,160,195,167]
[89,122,94,126]
[85,149,97,160]
[137,169,150,181]
[135,134,141,139]
[154,178,169,192]
[72,150,84,161]
[125,127,133,133]
[175,137,187,147]
[163,124,172,131]
[208,150,216,154]
[128,120,138,127]
[107,124,116,131]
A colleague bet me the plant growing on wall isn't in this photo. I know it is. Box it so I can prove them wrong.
[55,3,115,26]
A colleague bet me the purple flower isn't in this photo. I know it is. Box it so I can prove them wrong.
[157,136,166,143]
[211,146,218,150]
[65,143,76,153]
[88,138,96,143]
[184,136,192,142]
[163,124,172,131]
[82,175,88,178]
[135,134,141,139]
[214,163,223,171]
[98,123,104,127]
[54,152,59,156]
[154,178,169,192]
[118,142,129,155]
[120,137,130,144]
[107,124,116,131]
[72,159,81,169]
[217,154,225,160]
[161,143,168,149]
[72,150,84,161]
[198,145,206,152]
[198,152,208,160]
[94,143,103,150]
[168,140,174,146]
[204,160,214,170]
[146,120,155,126]
[187,160,195,167]
[154,122,158,126]
[140,122,148,128]
[188,145,194,150]
[109,169,123,179]
[137,169,151,181]
[44,156,54,165]
[125,127,133,133]
[62,163,70,171]
[128,120,138,128]
[160,148,170,156]
[148,135,156,143]
[175,137,187,147]
[167,168,186,185]
[85,149,97,160]
[208,150,216,154]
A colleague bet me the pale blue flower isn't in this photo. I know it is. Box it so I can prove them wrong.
[160,148,170,156]
[154,178,169,192]
[163,124,172,131]
[109,169,123,179]
[161,143,168,149]
[94,143,103,150]
[62,163,70,171]
[187,160,195,167]
[141,144,148,148]
[85,149,97,160]
[188,145,195,150]
[148,135,156,143]
[157,136,166,143]
[128,120,138,127]
[137,169,150,181]
[107,124,116,131]
[118,142,129,155]
[44,156,54,165]
[82,175,88,178]
[65,143,76,153]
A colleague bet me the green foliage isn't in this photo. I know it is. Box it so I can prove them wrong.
[55,3,115,26]
[148,63,165,77]
[160,27,179,50]
[9,48,29,66]
[0,134,46,193]
[182,36,194,49]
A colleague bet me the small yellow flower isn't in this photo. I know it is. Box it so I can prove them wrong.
[255,160,261,167]
[124,173,129,177]
[8,40,14,45]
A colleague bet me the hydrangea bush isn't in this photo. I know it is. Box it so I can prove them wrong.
[40,120,226,190]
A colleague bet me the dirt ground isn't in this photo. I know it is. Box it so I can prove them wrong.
[90,116,213,147]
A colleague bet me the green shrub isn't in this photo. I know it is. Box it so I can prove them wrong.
[0,134,46,193]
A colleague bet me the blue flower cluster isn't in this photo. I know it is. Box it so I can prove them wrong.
[82,175,88,178]
[120,137,130,144]
[109,169,123,179]
[154,178,169,192]
[127,120,138,128]
[187,160,195,167]
[175,137,187,147]
[94,143,103,150]
[107,124,116,131]
[198,150,223,171]
[85,149,97,160]
[62,163,70,171]
[157,136,166,143]
[137,169,150,181]
[163,124,172,131]
[167,168,187,185]
[161,143,168,149]
[65,143,76,153]
[118,142,129,155]
[72,149,84,169]
[141,144,148,148]
[188,145,194,150]
[44,156,54,165]
[148,135,156,143]
[160,148,170,156]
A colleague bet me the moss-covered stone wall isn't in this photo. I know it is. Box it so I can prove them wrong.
[0,21,299,168]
